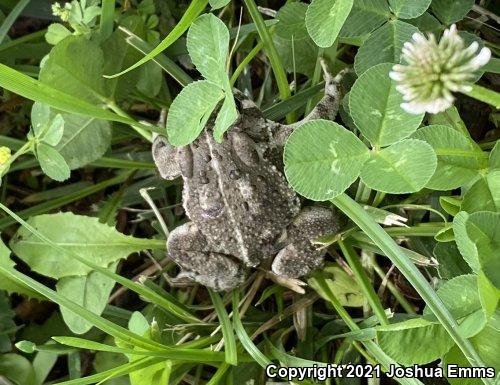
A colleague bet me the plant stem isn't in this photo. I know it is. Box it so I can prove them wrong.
[230,41,263,86]
[355,180,371,203]
[106,101,152,142]
[331,193,491,384]
[463,84,500,109]
[339,240,389,326]
[305,48,326,115]
[0,140,32,178]
[372,259,416,314]
[433,148,489,158]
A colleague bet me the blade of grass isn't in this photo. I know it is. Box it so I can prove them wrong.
[54,357,163,385]
[208,290,238,366]
[119,27,193,87]
[331,193,491,384]
[98,172,135,225]
[206,363,230,385]
[12,64,38,77]
[348,239,433,267]
[0,64,154,140]
[242,0,294,123]
[52,337,225,362]
[90,157,156,169]
[0,0,30,44]
[0,203,202,324]
[0,29,46,53]
[0,264,168,351]
[140,279,197,324]
[231,290,271,368]
[483,57,500,74]
[104,0,208,78]
[0,172,131,230]
[263,82,324,121]
[21,181,94,204]
[311,274,424,385]
[6,155,156,172]
[351,224,446,238]
[99,0,115,41]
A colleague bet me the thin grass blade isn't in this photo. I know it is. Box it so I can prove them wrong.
[0,0,30,44]
[0,264,168,351]
[231,290,271,368]
[208,290,238,366]
[104,0,208,78]
[54,357,162,385]
[0,203,202,324]
[0,63,141,127]
[53,336,226,362]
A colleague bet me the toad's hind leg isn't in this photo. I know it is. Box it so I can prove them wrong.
[167,222,248,291]
[272,206,339,278]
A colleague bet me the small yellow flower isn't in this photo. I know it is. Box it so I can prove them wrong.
[390,24,491,114]
[0,147,11,166]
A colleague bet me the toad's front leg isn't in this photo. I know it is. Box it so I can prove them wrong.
[272,206,339,278]
[167,222,248,291]
[274,60,345,146]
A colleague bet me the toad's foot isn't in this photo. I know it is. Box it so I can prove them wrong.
[272,206,339,278]
[264,270,307,294]
[167,222,248,291]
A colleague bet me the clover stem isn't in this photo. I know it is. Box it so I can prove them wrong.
[106,101,153,142]
[305,47,326,115]
[230,41,264,87]
[463,84,500,110]
[0,141,33,178]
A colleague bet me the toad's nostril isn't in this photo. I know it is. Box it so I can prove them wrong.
[243,201,250,211]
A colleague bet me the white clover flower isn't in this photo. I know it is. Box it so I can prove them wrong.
[390,24,491,114]
[51,2,71,22]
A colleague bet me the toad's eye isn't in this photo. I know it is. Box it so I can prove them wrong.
[229,169,241,180]
[232,132,259,166]
[178,147,193,178]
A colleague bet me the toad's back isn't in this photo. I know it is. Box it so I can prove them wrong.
[180,128,300,267]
